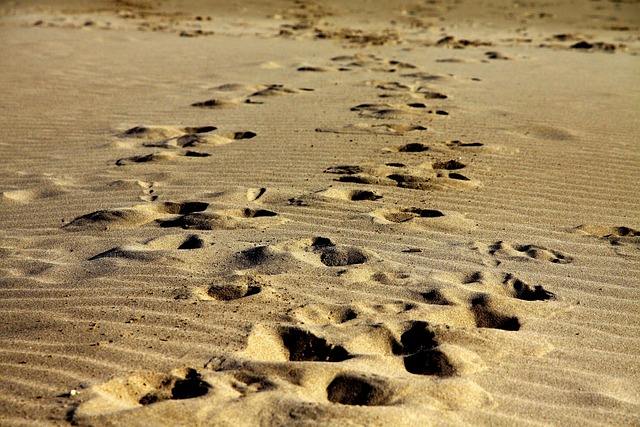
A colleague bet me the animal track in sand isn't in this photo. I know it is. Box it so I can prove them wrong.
[324,163,479,191]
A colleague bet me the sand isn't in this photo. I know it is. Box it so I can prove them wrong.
[0,0,639,425]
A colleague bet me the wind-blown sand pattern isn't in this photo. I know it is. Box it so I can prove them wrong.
[0,1,639,426]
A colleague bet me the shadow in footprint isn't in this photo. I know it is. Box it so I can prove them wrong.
[207,283,261,301]
[383,208,444,223]
[327,374,392,406]
[421,289,452,305]
[398,143,429,152]
[390,321,457,376]
[139,369,209,405]
[433,160,465,170]
[503,273,556,301]
[312,237,368,267]
[281,327,351,362]
[471,295,521,331]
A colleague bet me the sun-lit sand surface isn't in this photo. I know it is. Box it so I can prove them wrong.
[0,1,639,425]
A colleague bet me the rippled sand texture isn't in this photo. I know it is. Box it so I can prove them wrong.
[0,0,639,425]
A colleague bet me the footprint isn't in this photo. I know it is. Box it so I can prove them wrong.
[432,160,465,170]
[0,188,65,203]
[241,324,352,363]
[463,271,556,301]
[289,304,359,325]
[325,163,479,191]
[327,374,393,406]
[371,207,444,223]
[297,65,331,72]
[177,235,205,249]
[88,246,181,262]
[498,243,573,264]
[157,208,282,230]
[366,80,449,100]
[574,224,639,259]
[434,36,493,49]
[330,54,415,72]
[231,237,372,274]
[88,233,207,262]
[73,367,209,416]
[310,237,369,267]
[315,123,427,135]
[502,273,556,301]
[318,188,382,201]
[141,131,256,149]
[138,369,209,405]
[205,279,262,301]
[63,201,209,230]
[191,98,239,108]
[115,150,211,165]
[475,241,574,265]
[484,51,511,60]
[231,245,301,275]
[63,207,154,230]
[445,140,484,148]
[117,125,216,140]
[116,125,254,152]
[350,103,448,119]
[574,224,638,239]
[470,294,521,331]
[202,83,309,105]
[246,187,267,202]
[387,321,456,377]
[392,142,430,152]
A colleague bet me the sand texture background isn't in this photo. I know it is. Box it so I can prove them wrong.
[0,0,639,425]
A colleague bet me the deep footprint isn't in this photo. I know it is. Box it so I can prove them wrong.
[281,327,351,362]
[311,237,368,267]
[327,374,392,406]
[138,369,209,405]
[471,294,521,331]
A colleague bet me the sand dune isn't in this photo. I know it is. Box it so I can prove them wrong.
[0,0,639,425]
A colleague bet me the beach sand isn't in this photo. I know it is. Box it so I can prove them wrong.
[0,0,639,425]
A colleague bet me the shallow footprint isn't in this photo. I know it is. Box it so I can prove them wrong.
[115,151,211,166]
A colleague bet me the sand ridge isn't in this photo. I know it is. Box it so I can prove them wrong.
[0,0,639,426]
